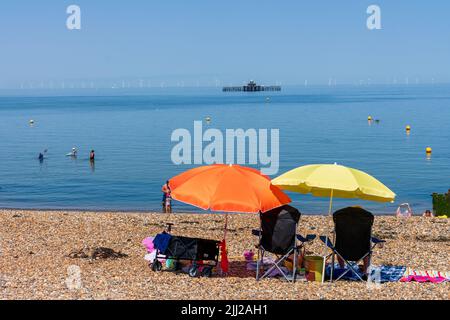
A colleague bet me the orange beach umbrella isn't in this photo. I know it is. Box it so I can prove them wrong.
[168,164,291,274]
[169,164,291,214]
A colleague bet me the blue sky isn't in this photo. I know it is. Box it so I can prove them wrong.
[1,1,449,87]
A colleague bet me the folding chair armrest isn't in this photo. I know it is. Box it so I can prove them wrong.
[252,229,261,236]
[297,234,316,243]
[371,236,385,244]
[319,235,335,249]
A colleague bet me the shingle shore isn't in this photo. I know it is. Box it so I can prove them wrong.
[0,210,448,300]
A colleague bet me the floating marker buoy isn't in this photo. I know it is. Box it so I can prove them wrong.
[426,147,432,160]
[406,125,411,131]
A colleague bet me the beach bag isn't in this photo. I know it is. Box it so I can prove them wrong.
[164,236,219,261]
[396,203,412,218]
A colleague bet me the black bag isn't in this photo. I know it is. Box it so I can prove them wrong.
[163,236,219,261]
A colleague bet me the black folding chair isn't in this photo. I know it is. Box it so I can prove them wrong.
[320,207,385,282]
[252,205,315,282]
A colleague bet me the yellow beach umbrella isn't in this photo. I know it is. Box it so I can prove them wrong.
[272,163,396,215]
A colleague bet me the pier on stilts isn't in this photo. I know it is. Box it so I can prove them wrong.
[223,80,281,92]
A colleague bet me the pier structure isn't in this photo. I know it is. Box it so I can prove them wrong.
[223,80,281,92]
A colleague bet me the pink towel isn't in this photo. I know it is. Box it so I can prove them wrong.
[400,276,447,283]
[400,268,450,283]
[142,237,155,253]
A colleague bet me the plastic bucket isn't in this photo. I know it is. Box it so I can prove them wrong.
[304,256,324,282]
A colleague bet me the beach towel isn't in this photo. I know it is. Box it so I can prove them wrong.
[400,267,450,283]
[326,263,406,282]
[142,237,155,253]
[246,257,274,270]
[144,252,157,263]
[153,232,172,253]
[246,261,291,278]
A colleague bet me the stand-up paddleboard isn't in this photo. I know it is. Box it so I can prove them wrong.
[67,148,77,157]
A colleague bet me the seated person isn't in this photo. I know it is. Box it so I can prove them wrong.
[337,255,370,275]
[422,210,434,217]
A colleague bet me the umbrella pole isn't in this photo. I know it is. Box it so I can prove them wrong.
[220,214,229,276]
[328,189,334,216]
[323,189,334,283]
[223,214,228,240]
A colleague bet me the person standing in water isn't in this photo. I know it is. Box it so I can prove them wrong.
[89,150,96,172]
[69,147,77,157]
[161,181,172,213]
[38,149,48,162]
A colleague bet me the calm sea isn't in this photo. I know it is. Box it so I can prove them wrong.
[0,85,449,214]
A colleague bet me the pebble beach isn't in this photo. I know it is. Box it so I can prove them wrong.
[0,209,448,300]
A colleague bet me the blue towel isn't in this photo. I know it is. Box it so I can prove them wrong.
[326,263,406,282]
[375,265,407,282]
[153,232,172,253]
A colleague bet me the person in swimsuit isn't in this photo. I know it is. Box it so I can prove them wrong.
[89,150,95,161]
[161,181,172,213]
[165,191,172,214]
